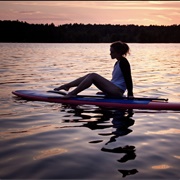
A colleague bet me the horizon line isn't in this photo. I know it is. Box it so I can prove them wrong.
[1,19,180,27]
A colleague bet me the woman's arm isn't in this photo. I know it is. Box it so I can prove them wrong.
[120,58,134,97]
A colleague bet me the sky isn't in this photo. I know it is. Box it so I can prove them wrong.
[0,1,180,26]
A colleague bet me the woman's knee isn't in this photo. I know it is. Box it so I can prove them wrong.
[87,73,99,79]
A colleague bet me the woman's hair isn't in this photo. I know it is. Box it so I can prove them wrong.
[110,41,130,56]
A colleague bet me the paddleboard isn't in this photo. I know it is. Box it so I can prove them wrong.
[12,90,180,110]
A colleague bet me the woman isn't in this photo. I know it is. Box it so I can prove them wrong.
[54,41,134,98]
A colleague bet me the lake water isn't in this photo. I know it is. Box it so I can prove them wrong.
[0,43,180,179]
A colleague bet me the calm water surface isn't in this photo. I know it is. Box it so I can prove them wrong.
[0,43,180,179]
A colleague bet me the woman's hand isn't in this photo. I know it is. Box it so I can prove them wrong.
[128,95,134,99]
[96,91,105,95]
[54,87,60,91]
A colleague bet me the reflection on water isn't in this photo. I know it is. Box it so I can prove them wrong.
[0,125,56,140]
[0,103,138,178]
[145,128,180,135]
[151,164,171,170]
[33,148,68,160]
[60,106,138,178]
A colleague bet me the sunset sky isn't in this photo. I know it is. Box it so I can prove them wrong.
[0,1,180,26]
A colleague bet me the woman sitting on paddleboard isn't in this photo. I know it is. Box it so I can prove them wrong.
[54,41,134,98]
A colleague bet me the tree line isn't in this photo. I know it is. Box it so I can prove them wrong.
[0,20,180,43]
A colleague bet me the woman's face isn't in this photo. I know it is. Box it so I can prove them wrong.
[110,47,120,59]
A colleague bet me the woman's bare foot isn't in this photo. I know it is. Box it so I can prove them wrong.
[54,85,70,91]
[62,92,77,99]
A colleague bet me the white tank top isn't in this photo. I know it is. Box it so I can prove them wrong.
[111,61,126,92]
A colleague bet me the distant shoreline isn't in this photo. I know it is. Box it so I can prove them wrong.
[1,20,180,43]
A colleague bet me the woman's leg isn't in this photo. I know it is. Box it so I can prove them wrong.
[67,73,123,97]
[54,74,89,91]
